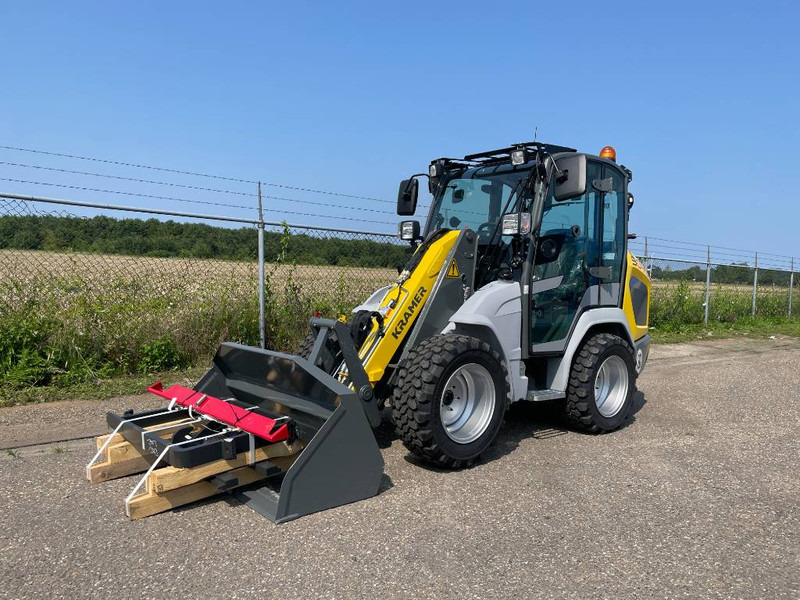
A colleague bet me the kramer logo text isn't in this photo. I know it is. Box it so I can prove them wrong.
[391,286,428,339]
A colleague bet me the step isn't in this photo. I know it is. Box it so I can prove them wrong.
[526,389,565,402]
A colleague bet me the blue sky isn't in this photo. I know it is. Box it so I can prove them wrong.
[1,1,798,261]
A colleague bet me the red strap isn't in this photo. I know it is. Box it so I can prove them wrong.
[147,381,290,443]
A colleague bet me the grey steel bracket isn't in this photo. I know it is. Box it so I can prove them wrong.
[309,317,381,428]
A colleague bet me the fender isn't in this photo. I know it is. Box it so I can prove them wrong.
[442,280,527,404]
[548,307,636,393]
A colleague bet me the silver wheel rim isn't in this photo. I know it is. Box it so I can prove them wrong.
[593,355,629,418]
[440,363,496,444]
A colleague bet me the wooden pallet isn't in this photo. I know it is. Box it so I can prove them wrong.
[88,420,303,520]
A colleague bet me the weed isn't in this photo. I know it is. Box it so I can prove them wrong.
[6,449,21,459]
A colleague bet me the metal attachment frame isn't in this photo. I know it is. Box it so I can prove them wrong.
[308,317,381,428]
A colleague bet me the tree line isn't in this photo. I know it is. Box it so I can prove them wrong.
[651,264,791,286]
[0,214,412,268]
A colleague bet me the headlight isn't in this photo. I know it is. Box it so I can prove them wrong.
[398,220,420,241]
[501,213,531,236]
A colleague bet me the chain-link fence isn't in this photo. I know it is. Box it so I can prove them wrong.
[1,191,798,389]
[628,237,797,331]
[0,193,407,388]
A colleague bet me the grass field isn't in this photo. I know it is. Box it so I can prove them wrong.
[0,248,797,402]
[0,249,395,393]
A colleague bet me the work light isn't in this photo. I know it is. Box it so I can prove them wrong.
[510,148,528,166]
[398,220,420,241]
[501,213,532,236]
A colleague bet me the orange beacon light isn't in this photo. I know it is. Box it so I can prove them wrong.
[599,146,617,162]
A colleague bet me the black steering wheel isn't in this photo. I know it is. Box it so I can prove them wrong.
[476,222,493,240]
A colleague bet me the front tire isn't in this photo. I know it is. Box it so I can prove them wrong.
[392,334,509,468]
[565,332,636,433]
[296,329,342,374]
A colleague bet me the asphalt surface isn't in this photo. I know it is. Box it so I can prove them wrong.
[1,337,798,599]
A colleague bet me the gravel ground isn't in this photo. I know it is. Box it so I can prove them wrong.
[1,337,798,599]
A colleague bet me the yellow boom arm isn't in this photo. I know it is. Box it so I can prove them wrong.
[352,230,460,385]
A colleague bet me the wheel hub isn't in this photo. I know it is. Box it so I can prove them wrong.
[593,355,629,418]
[439,363,496,444]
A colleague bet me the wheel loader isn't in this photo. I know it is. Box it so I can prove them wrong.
[88,142,651,523]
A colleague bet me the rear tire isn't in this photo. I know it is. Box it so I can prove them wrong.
[565,332,636,433]
[392,334,509,468]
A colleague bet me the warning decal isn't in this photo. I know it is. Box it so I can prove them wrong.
[446,259,460,279]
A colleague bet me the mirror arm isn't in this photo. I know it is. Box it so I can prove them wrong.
[529,178,546,235]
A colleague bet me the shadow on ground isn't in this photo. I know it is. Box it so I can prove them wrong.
[399,390,648,471]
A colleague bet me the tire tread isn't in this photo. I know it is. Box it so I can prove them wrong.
[392,333,509,468]
[565,332,635,433]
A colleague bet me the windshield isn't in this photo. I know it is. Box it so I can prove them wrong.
[425,168,532,238]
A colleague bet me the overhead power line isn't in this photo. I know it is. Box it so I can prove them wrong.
[0,164,398,216]
[0,178,393,225]
[0,160,254,198]
[0,144,393,204]
[0,177,252,210]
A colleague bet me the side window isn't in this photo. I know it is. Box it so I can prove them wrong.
[600,167,626,282]
[529,162,603,346]
[533,161,602,283]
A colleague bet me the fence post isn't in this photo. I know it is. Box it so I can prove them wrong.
[790,257,795,318]
[704,245,711,325]
[751,252,758,317]
[644,236,652,277]
[257,182,266,349]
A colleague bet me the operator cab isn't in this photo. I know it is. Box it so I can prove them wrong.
[397,141,635,355]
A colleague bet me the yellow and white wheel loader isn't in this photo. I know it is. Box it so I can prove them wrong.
[88,142,651,523]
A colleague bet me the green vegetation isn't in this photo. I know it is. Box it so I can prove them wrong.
[0,214,410,267]
[0,216,797,407]
[649,280,795,332]
[0,223,399,406]
[647,280,798,342]
[652,263,791,286]
[0,366,209,408]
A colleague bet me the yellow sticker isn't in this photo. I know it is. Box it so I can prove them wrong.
[446,259,460,279]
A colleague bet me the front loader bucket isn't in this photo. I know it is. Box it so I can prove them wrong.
[92,340,384,523]
[193,342,384,523]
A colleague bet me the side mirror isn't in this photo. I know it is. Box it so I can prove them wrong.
[397,178,419,216]
[398,220,421,242]
[553,154,587,201]
[501,212,532,236]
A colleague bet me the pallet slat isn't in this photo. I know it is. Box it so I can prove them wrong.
[127,466,265,520]
[91,416,304,519]
[127,454,299,520]
[147,440,302,493]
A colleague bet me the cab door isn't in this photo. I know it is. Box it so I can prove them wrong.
[528,160,627,353]
[596,165,627,307]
